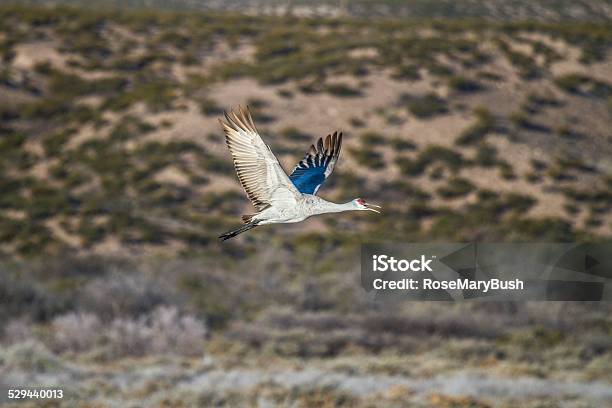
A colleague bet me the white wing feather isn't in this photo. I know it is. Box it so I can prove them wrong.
[219,106,300,211]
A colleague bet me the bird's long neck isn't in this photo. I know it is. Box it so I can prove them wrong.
[313,199,354,215]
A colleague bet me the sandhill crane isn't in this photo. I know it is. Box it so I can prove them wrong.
[218,106,381,240]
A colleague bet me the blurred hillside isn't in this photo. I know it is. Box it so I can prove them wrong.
[6,0,612,21]
[0,5,611,257]
[1,5,612,407]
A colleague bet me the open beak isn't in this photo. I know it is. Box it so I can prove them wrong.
[365,203,381,213]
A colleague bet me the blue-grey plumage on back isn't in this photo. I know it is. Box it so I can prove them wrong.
[289,132,343,195]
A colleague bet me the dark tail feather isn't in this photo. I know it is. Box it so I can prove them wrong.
[219,221,259,241]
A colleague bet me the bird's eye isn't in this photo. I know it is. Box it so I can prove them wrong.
[357,198,365,205]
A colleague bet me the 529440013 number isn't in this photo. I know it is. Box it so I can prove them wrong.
[8,389,63,399]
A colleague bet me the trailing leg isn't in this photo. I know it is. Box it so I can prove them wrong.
[218,220,260,241]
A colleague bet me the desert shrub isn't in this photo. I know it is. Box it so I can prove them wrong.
[410,202,438,220]
[401,92,448,119]
[585,216,602,228]
[437,177,474,199]
[429,165,444,180]
[555,124,583,139]
[200,154,234,173]
[579,40,609,64]
[67,104,103,124]
[511,217,574,241]
[380,180,430,201]
[456,107,495,145]
[255,28,303,61]
[546,165,575,181]
[499,161,517,180]
[505,193,536,212]
[2,318,33,345]
[228,306,506,357]
[0,179,24,209]
[0,130,26,153]
[561,186,612,204]
[148,306,207,355]
[423,61,454,77]
[473,143,498,167]
[109,115,155,142]
[0,101,20,121]
[391,64,421,81]
[108,307,205,357]
[528,39,563,64]
[298,79,325,94]
[42,129,74,156]
[280,127,312,142]
[110,53,162,72]
[157,29,192,48]
[199,97,223,116]
[374,107,399,124]
[20,97,72,121]
[102,80,177,112]
[349,116,366,128]
[77,219,106,246]
[420,145,465,170]
[78,270,175,319]
[324,83,361,97]
[478,70,503,81]
[12,222,57,255]
[530,159,547,171]
[200,190,246,214]
[496,39,541,79]
[555,73,588,93]
[448,75,482,93]
[244,101,275,124]
[51,312,101,353]
[47,69,127,98]
[335,172,367,197]
[106,316,152,357]
[348,147,385,170]
[390,137,416,151]
[527,91,562,108]
[554,74,612,98]
[360,310,504,340]
[0,37,16,62]
[556,155,596,173]
[46,306,206,357]
[360,131,386,146]
[35,254,113,280]
[0,271,66,323]
[277,89,294,99]
[180,51,198,65]
[563,203,580,215]
[395,157,422,176]
[525,172,542,183]
[246,97,268,109]
[250,27,352,83]
[0,339,65,375]
[582,335,612,359]
[509,109,529,128]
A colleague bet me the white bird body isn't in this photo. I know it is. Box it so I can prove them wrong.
[255,195,358,225]
[218,106,380,240]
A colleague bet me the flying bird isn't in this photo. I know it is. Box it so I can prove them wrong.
[218,106,381,241]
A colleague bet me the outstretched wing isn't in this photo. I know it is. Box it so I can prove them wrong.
[289,132,343,195]
[219,106,300,211]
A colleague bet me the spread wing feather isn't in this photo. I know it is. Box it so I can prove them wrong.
[219,106,300,211]
[289,132,343,195]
